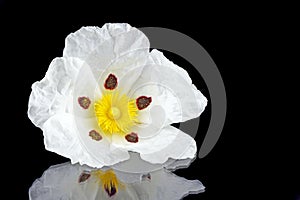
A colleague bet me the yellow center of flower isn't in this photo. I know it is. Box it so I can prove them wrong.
[92,169,124,197]
[94,90,138,136]
[108,107,121,120]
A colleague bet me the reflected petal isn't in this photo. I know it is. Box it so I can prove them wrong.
[29,162,204,200]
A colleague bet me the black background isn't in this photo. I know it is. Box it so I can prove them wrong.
[1,1,298,199]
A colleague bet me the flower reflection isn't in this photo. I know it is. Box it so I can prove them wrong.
[29,162,204,200]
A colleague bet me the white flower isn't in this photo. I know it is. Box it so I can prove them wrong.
[29,162,205,200]
[28,23,207,168]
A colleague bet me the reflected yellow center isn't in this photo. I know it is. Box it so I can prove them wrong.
[94,90,138,136]
[92,169,124,196]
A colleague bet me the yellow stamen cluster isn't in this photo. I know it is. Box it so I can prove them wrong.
[94,90,138,136]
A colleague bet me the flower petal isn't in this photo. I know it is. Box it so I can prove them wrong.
[74,117,130,167]
[29,163,97,200]
[129,49,207,125]
[64,24,132,59]
[164,158,195,171]
[112,152,166,174]
[28,56,101,123]
[72,62,102,119]
[147,169,205,199]
[140,129,197,164]
[28,56,129,168]
[64,24,150,99]
[42,113,103,168]
[28,57,82,127]
[140,126,197,164]
[63,24,150,79]
[112,125,197,164]
[111,152,196,174]
[44,114,129,168]
[98,49,149,95]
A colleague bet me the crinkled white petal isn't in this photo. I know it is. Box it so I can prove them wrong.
[28,56,129,168]
[74,117,130,167]
[129,49,207,125]
[29,162,205,200]
[43,114,128,168]
[112,152,166,174]
[43,113,92,166]
[28,57,91,166]
[72,62,101,119]
[97,49,149,95]
[64,24,132,59]
[129,105,167,138]
[112,152,195,174]
[28,57,82,127]
[112,125,197,164]
[29,163,96,200]
[145,169,205,199]
[164,157,196,171]
[63,24,150,77]
[140,126,197,164]
[64,23,150,99]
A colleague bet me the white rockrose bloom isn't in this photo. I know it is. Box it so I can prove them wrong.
[28,23,207,168]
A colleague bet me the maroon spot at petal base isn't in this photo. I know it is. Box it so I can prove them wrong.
[78,97,91,109]
[89,130,102,141]
[104,74,118,90]
[78,172,91,183]
[141,173,151,181]
[125,132,139,143]
[105,184,117,197]
[136,96,152,110]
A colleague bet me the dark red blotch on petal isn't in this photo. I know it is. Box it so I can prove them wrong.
[78,97,91,109]
[125,132,139,143]
[78,172,91,183]
[136,96,152,110]
[89,130,102,141]
[141,173,151,181]
[105,182,117,197]
[104,74,118,90]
